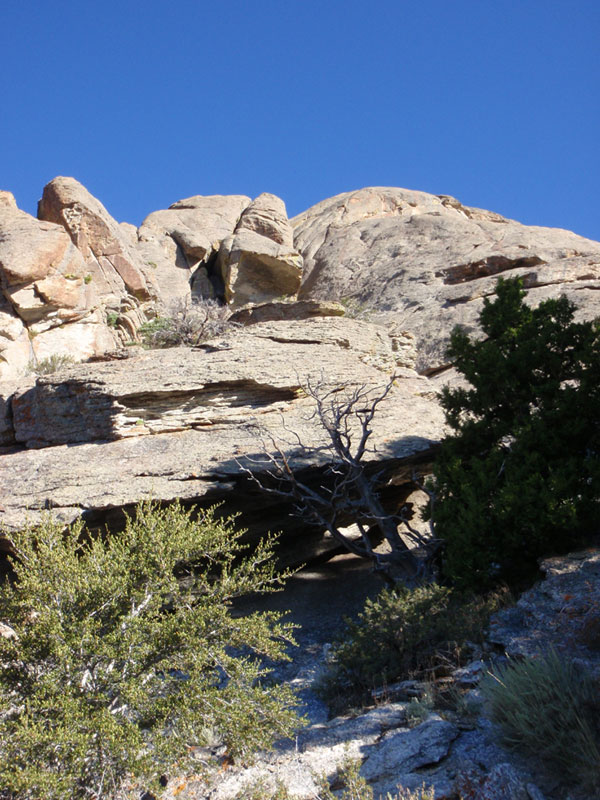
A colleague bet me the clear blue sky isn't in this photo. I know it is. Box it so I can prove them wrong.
[2,1,599,240]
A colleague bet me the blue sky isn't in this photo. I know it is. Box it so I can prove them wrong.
[2,1,599,240]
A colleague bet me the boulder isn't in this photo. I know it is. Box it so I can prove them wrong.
[293,187,600,370]
[229,298,345,326]
[38,176,157,304]
[219,193,303,307]
[0,200,114,378]
[137,194,250,306]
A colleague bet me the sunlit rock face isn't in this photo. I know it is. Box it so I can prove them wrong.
[293,187,600,370]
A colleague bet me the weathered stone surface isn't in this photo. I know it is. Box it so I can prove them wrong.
[219,194,303,307]
[137,195,250,306]
[38,176,157,303]
[2,318,443,560]
[361,715,458,782]
[0,192,17,210]
[0,201,112,377]
[0,296,30,382]
[229,298,345,326]
[235,192,293,247]
[293,187,600,370]
[488,547,600,675]
[30,312,117,365]
[0,205,86,287]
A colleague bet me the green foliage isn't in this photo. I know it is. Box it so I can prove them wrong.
[480,650,600,791]
[84,273,93,284]
[0,502,301,799]
[106,311,120,328]
[340,296,370,320]
[28,353,76,375]
[431,277,600,590]
[319,583,502,712]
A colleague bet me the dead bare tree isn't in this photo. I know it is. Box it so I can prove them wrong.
[239,376,440,584]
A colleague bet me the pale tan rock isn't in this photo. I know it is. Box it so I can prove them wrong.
[218,194,303,307]
[0,299,31,382]
[293,187,600,370]
[137,195,251,306]
[0,191,17,209]
[31,312,117,365]
[38,177,157,303]
[0,206,85,286]
[3,317,443,566]
[235,192,293,247]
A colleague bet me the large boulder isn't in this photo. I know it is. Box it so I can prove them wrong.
[219,193,303,307]
[0,199,117,379]
[38,177,157,305]
[293,187,600,370]
[137,194,251,306]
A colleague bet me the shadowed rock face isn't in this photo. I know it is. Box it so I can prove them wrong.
[293,187,600,370]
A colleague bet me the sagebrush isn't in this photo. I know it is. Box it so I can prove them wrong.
[139,298,234,348]
[0,502,300,799]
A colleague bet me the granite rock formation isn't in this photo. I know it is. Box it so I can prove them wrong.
[293,187,600,370]
[1,177,599,564]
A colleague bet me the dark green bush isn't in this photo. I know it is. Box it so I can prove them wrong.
[481,649,600,791]
[320,583,503,711]
[431,277,600,590]
[0,502,300,800]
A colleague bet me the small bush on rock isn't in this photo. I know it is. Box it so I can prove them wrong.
[139,298,234,348]
[28,353,76,375]
[320,584,503,712]
[0,502,300,800]
[480,649,600,791]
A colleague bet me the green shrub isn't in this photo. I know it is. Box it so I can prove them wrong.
[0,502,300,799]
[28,353,76,375]
[431,277,600,590]
[319,583,503,712]
[480,649,600,791]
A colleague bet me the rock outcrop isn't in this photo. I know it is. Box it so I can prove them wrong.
[0,316,442,565]
[0,197,118,379]
[293,187,600,370]
[137,194,251,305]
[2,176,600,565]
[218,193,303,307]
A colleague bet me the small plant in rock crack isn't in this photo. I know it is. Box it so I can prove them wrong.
[138,298,236,348]
[28,353,77,375]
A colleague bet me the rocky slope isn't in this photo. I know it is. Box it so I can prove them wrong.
[1,178,599,552]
